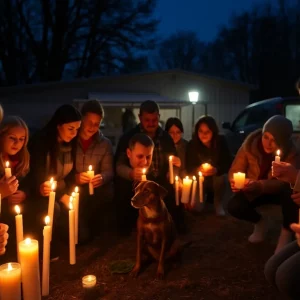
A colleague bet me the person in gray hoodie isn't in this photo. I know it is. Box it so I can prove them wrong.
[74,100,114,243]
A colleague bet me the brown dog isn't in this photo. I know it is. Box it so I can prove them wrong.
[130,180,179,279]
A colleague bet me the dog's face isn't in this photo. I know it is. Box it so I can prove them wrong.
[131,181,168,209]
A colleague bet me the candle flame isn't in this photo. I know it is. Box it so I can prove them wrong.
[185,176,189,179]
[50,177,54,183]
[45,216,50,225]
[193,176,196,180]
[25,238,31,245]
[175,175,178,181]
[198,171,202,176]
[51,182,56,191]
[169,155,173,161]
[69,201,74,210]
[71,192,75,197]
[75,186,79,193]
[88,165,92,171]
[15,205,20,215]
[276,149,280,156]
[7,263,12,271]
[5,161,9,168]
[142,168,146,174]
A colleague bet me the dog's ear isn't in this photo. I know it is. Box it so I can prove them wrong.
[157,184,168,199]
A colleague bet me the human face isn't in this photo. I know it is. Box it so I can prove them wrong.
[2,126,26,156]
[198,123,213,146]
[168,125,182,144]
[261,132,278,154]
[57,121,81,143]
[126,142,153,169]
[80,113,102,140]
[139,112,160,136]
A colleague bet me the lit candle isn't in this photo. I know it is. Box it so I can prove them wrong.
[233,172,246,189]
[14,205,23,263]
[141,168,147,181]
[47,182,56,241]
[190,176,197,207]
[175,176,179,206]
[73,186,80,245]
[0,262,21,300]
[275,149,281,162]
[202,163,212,172]
[87,165,95,195]
[69,199,76,265]
[0,193,1,214]
[169,156,174,184]
[181,176,192,204]
[5,161,12,179]
[82,274,97,289]
[198,172,204,203]
[42,216,51,296]
[19,238,41,300]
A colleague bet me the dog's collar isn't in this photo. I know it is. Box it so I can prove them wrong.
[139,210,167,223]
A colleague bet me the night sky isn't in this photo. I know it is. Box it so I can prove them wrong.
[156,0,266,42]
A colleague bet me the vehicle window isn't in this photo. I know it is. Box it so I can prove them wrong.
[232,110,249,131]
[246,105,271,127]
[286,104,300,131]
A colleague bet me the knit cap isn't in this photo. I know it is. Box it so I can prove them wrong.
[262,115,293,150]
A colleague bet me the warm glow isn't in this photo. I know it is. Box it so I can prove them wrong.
[193,176,196,181]
[70,196,73,203]
[277,150,280,156]
[71,192,75,197]
[88,165,92,171]
[185,176,189,179]
[142,168,146,174]
[175,176,179,181]
[7,263,13,271]
[25,238,31,245]
[45,216,50,225]
[169,155,173,161]
[51,183,55,191]
[75,186,79,193]
[15,205,20,215]
[5,161,9,168]
[198,171,202,176]
[69,201,74,210]
[50,177,54,184]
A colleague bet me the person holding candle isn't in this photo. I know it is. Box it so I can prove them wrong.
[24,104,81,260]
[115,100,186,234]
[186,115,232,216]
[227,115,299,252]
[0,223,9,256]
[73,100,114,243]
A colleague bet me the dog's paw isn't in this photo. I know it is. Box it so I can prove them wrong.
[130,265,140,278]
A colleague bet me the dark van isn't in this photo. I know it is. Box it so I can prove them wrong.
[222,97,300,154]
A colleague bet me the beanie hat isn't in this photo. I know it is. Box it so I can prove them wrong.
[262,115,293,149]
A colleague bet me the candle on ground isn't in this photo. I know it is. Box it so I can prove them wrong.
[141,168,147,181]
[69,199,76,265]
[19,238,41,300]
[82,274,97,288]
[48,182,56,241]
[198,172,204,203]
[175,176,179,206]
[87,165,95,195]
[275,149,281,162]
[191,176,197,207]
[202,163,212,172]
[181,176,192,204]
[14,205,23,263]
[233,172,246,189]
[169,156,174,184]
[5,161,12,179]
[42,216,51,296]
[0,262,21,300]
[73,186,80,245]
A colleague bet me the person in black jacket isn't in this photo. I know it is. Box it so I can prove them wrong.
[115,100,186,234]
[186,115,232,216]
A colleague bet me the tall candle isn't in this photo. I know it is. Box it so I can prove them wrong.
[0,194,2,214]
[275,149,281,162]
[181,176,192,204]
[15,205,23,263]
[73,186,80,245]
[19,238,41,300]
[69,199,76,265]
[87,165,94,195]
[202,163,212,172]
[198,172,204,203]
[191,176,197,207]
[233,172,246,189]
[48,182,56,241]
[5,161,12,178]
[175,176,179,206]
[0,262,21,300]
[169,156,174,184]
[141,168,147,181]
[42,216,51,296]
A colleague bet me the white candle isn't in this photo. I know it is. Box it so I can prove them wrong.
[73,186,80,245]
[48,182,56,241]
[0,262,21,300]
[5,161,12,179]
[19,238,41,300]
[0,194,2,214]
[202,163,212,172]
[191,176,197,207]
[275,149,281,162]
[14,205,23,263]
[82,274,97,289]
[181,176,192,204]
[42,216,51,296]
[87,165,94,195]
[69,199,76,265]
[175,176,179,206]
[198,172,204,203]
[233,172,246,189]
[169,156,174,184]
[141,168,147,181]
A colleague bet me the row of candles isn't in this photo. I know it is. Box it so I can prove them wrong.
[0,164,96,300]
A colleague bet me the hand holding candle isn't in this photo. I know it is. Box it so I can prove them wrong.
[5,161,12,179]
[0,223,9,255]
[141,168,147,181]
[15,205,23,263]
[42,216,51,296]
[87,165,94,195]
[233,172,246,190]
[275,149,281,162]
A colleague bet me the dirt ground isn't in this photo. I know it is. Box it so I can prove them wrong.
[45,202,284,300]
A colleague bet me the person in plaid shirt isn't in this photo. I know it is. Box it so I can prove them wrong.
[115,100,186,234]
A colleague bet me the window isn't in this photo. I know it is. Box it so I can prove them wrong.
[286,104,300,131]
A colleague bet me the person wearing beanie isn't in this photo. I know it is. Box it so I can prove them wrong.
[227,115,300,252]
[24,104,81,261]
